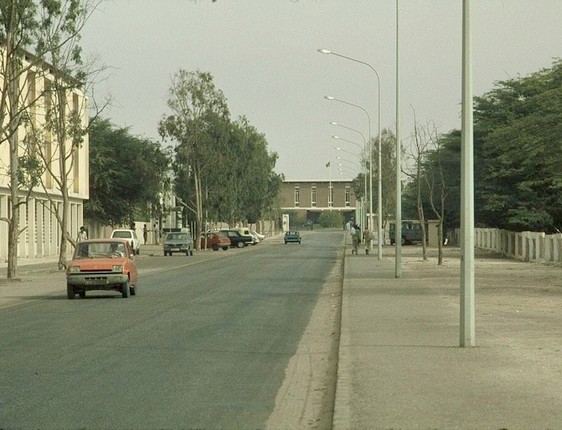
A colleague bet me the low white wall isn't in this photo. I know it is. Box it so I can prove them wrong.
[473,228,562,264]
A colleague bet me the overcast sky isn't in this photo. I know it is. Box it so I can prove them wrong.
[80,0,562,180]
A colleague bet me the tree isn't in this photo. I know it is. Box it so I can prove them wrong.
[30,0,100,269]
[475,60,562,231]
[403,109,431,261]
[85,118,171,227]
[159,69,230,248]
[0,0,99,276]
[422,126,448,265]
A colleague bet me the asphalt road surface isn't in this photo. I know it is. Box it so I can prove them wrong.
[0,231,344,429]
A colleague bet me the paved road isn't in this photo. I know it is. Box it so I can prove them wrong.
[0,232,344,429]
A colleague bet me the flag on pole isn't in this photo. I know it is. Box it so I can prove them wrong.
[326,161,331,168]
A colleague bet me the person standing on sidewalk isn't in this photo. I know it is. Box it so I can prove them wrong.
[77,226,88,242]
[363,227,372,255]
[351,224,361,255]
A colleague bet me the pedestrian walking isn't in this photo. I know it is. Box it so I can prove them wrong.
[351,223,361,255]
[143,224,148,245]
[345,219,353,245]
[363,228,372,255]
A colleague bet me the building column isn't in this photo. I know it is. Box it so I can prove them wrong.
[17,199,27,258]
[36,199,44,257]
[28,197,36,258]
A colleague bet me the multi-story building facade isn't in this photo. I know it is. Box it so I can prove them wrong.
[279,179,357,225]
[0,53,89,262]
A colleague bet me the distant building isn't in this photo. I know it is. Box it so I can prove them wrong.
[0,51,89,261]
[279,179,357,224]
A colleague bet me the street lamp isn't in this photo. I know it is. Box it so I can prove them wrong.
[324,95,373,236]
[335,146,359,158]
[330,121,367,146]
[319,49,383,261]
[333,135,363,152]
[336,156,360,170]
[332,128,369,230]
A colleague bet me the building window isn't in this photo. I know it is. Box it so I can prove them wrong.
[294,186,300,207]
[345,185,351,207]
[311,186,317,207]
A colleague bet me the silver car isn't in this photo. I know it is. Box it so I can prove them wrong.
[163,232,194,256]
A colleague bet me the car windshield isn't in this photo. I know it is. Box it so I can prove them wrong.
[112,231,132,239]
[167,233,188,241]
[76,242,126,258]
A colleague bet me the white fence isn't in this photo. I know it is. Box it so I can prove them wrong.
[471,228,562,265]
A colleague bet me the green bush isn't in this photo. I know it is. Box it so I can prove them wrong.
[318,211,344,228]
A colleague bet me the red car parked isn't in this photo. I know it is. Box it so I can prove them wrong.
[200,231,231,251]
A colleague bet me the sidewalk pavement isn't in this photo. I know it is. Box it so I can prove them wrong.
[334,245,562,429]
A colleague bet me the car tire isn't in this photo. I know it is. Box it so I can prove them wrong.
[190,249,193,256]
[237,241,245,248]
[122,280,130,298]
[222,246,228,251]
[130,285,136,296]
[212,244,219,251]
[67,284,75,299]
[79,290,86,298]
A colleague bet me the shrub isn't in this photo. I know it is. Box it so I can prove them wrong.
[318,211,344,228]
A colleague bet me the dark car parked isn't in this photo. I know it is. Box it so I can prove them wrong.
[220,229,254,248]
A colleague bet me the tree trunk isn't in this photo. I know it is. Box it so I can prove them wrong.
[6,40,21,279]
[194,167,203,251]
[56,88,70,270]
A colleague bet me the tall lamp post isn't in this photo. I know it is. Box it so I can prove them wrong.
[324,96,373,236]
[332,124,368,223]
[319,49,383,261]
[333,134,369,229]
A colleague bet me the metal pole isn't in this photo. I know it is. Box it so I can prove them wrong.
[377,80,383,260]
[319,51,381,254]
[395,0,402,278]
[460,0,475,347]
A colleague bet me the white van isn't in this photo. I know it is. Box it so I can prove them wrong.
[110,229,141,255]
[233,227,258,245]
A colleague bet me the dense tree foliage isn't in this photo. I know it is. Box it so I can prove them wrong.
[159,70,282,247]
[408,59,562,233]
[86,118,171,226]
[318,210,343,228]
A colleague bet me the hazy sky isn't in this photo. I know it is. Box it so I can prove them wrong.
[80,0,562,180]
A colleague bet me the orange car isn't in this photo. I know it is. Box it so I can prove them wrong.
[200,231,231,251]
[66,239,139,299]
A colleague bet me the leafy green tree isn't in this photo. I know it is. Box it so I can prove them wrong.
[86,118,171,227]
[475,60,562,231]
[159,70,282,246]
[159,69,230,247]
[318,210,344,228]
[0,0,96,276]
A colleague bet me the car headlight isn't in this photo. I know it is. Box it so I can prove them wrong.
[112,265,124,273]
[67,266,81,273]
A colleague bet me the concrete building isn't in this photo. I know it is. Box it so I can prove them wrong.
[0,53,89,262]
[279,179,357,225]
